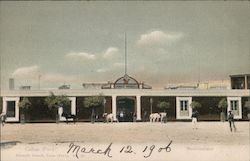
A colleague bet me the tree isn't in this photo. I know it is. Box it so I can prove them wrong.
[45,92,71,121]
[0,98,2,114]
[19,97,32,123]
[157,101,170,112]
[244,100,250,111]
[45,92,70,109]
[218,98,227,122]
[190,101,202,111]
[218,98,227,112]
[45,92,57,110]
[244,98,250,120]
[83,94,104,123]
[19,97,31,111]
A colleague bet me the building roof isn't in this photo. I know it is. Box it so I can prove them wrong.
[230,74,250,77]
[1,88,249,97]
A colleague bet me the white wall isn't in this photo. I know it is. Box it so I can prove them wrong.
[3,97,20,122]
[58,97,76,121]
[227,97,242,119]
[176,97,192,119]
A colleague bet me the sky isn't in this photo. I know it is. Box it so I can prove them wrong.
[0,1,249,90]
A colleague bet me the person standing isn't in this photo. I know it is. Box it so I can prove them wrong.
[228,110,236,132]
[133,112,137,122]
[119,111,124,122]
[143,111,147,122]
[220,111,226,122]
[191,110,199,129]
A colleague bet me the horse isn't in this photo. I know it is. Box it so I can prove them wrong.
[149,113,161,122]
[103,113,114,123]
[159,112,167,123]
[62,112,76,124]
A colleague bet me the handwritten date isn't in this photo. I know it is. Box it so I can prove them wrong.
[67,141,172,159]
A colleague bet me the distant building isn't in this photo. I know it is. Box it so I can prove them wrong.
[9,78,14,90]
[165,84,198,90]
[165,82,229,90]
[82,83,107,89]
[19,86,31,90]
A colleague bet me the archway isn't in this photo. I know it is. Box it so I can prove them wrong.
[116,96,135,122]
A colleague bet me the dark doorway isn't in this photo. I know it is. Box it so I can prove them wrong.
[63,101,71,115]
[117,96,135,122]
[6,101,15,117]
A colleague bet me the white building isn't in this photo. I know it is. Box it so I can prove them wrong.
[1,74,250,122]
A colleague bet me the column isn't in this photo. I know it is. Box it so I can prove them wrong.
[245,75,247,89]
[58,97,76,121]
[136,95,141,120]
[112,95,117,121]
[70,97,76,115]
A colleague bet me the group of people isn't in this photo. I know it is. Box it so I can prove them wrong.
[117,111,137,122]
[191,110,237,132]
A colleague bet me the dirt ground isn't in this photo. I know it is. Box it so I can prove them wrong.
[1,122,249,161]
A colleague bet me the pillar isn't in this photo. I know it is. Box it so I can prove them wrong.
[58,97,76,121]
[112,95,117,121]
[245,75,247,89]
[136,95,141,120]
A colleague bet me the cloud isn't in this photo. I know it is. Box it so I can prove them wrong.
[96,68,108,73]
[12,65,80,85]
[65,47,119,61]
[96,62,124,73]
[137,30,184,46]
[113,62,125,68]
[42,73,79,83]
[65,52,96,60]
[12,65,40,79]
[103,47,119,58]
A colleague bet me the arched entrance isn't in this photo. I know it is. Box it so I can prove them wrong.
[117,96,135,122]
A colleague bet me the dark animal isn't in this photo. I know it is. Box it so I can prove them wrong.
[62,112,76,124]
[0,113,6,126]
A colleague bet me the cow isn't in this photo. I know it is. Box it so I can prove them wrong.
[103,113,114,123]
[149,113,161,122]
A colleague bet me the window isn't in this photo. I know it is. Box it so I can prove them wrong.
[180,100,188,111]
[231,77,245,89]
[230,100,238,111]
[177,97,192,119]
[227,97,242,119]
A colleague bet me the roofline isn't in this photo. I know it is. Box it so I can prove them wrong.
[1,89,249,97]
[229,74,250,77]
